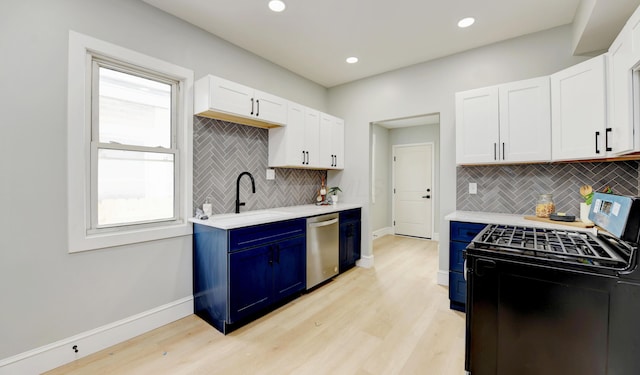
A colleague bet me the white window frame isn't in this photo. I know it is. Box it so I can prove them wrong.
[68,31,193,252]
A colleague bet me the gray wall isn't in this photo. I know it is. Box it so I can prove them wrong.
[457,161,640,216]
[371,125,391,231]
[0,0,326,360]
[327,25,590,278]
[193,117,326,213]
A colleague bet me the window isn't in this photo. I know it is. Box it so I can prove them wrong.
[68,31,193,252]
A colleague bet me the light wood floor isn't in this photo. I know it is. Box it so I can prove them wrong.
[46,235,466,375]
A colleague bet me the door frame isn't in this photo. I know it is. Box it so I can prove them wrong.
[391,142,435,239]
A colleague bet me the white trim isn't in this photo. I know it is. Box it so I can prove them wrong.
[356,254,374,268]
[372,226,393,239]
[391,142,435,239]
[67,30,194,252]
[437,270,449,286]
[0,297,193,375]
[432,232,440,241]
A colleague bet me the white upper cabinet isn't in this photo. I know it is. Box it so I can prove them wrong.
[551,55,607,161]
[319,113,345,169]
[455,87,500,164]
[608,30,635,156]
[499,77,551,162]
[268,103,324,169]
[455,77,550,164]
[194,75,287,128]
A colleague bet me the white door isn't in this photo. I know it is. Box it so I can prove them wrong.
[393,143,433,238]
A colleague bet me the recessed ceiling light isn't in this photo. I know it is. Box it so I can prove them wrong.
[268,0,286,12]
[346,57,359,64]
[458,17,475,28]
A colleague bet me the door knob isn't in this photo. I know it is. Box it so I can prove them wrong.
[422,195,430,199]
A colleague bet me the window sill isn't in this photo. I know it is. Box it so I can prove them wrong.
[68,220,193,253]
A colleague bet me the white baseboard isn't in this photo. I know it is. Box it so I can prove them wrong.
[356,254,374,268]
[432,232,439,241]
[372,227,393,239]
[0,296,193,375]
[437,270,449,286]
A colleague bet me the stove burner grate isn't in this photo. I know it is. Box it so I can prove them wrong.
[471,225,630,269]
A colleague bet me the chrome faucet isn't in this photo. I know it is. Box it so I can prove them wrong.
[235,171,256,213]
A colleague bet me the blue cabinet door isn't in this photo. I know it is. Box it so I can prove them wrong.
[339,209,361,273]
[272,236,306,301]
[449,221,486,312]
[228,244,273,323]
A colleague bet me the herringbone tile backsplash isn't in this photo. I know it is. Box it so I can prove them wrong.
[193,117,326,215]
[457,161,640,217]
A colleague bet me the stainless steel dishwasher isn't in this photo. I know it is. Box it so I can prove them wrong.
[306,213,339,289]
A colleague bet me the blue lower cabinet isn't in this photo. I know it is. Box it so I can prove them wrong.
[272,236,306,300]
[339,208,361,273]
[229,244,273,323]
[194,219,306,334]
[449,221,486,312]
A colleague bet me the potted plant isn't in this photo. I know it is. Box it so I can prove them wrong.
[327,186,342,205]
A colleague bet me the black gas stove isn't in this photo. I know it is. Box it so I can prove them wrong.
[470,224,632,272]
[464,193,640,375]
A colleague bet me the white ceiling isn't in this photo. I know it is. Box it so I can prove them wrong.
[143,0,640,88]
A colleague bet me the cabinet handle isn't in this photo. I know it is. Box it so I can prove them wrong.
[307,151,310,165]
[493,143,497,160]
[595,131,601,154]
[302,151,306,164]
[256,99,260,117]
[606,128,612,152]
[250,98,254,115]
[502,142,505,160]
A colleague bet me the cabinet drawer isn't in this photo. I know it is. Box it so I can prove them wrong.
[339,208,361,223]
[450,241,467,272]
[450,221,486,242]
[229,219,305,251]
[449,271,467,304]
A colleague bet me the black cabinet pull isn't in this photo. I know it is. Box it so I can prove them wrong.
[606,128,612,152]
[305,151,309,165]
[502,142,505,160]
[427,188,431,192]
[595,131,601,154]
[302,151,306,165]
[493,143,497,160]
[256,99,260,117]
[250,98,254,115]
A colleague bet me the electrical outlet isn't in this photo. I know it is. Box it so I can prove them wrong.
[266,168,275,180]
[469,182,477,195]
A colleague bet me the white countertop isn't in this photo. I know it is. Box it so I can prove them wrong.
[445,210,598,234]
[189,203,362,229]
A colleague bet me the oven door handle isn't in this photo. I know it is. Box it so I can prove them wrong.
[475,258,496,277]
[464,259,468,281]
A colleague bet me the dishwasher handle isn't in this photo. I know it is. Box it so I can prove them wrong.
[308,218,338,228]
